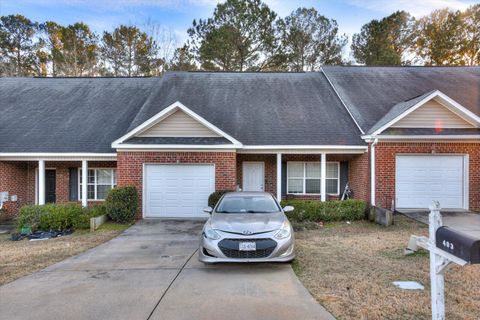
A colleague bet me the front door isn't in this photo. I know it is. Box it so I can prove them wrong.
[45,170,56,203]
[242,162,264,192]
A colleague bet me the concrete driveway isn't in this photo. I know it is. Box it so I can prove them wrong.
[0,220,334,320]
[399,210,480,238]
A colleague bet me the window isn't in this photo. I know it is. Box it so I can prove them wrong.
[287,162,339,195]
[79,168,117,200]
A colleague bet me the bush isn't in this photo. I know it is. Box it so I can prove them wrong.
[17,205,47,231]
[105,187,138,223]
[17,203,91,231]
[208,190,233,208]
[280,199,367,222]
[75,204,107,229]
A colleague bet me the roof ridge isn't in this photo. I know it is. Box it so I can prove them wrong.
[320,67,365,134]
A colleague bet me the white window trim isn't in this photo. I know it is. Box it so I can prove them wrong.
[78,168,117,201]
[286,161,340,196]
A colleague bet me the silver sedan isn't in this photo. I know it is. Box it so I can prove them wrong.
[198,192,295,263]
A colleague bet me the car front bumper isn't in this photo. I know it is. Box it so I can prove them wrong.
[198,230,295,263]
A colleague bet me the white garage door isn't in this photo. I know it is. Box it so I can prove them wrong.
[144,164,215,218]
[396,155,466,209]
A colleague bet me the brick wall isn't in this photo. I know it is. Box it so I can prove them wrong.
[0,160,116,217]
[236,154,276,195]
[348,145,371,203]
[0,161,29,218]
[236,153,366,201]
[375,142,480,212]
[117,151,237,217]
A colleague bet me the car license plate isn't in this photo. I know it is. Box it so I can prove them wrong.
[239,242,256,251]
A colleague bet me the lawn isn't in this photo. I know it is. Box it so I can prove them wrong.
[293,215,480,320]
[0,222,130,286]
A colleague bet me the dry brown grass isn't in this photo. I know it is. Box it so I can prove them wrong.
[293,215,480,320]
[0,223,129,286]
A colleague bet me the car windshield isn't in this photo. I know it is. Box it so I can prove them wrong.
[216,195,280,214]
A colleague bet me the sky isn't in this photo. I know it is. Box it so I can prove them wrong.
[1,0,478,50]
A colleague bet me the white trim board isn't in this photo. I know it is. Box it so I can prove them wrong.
[371,90,480,136]
[112,101,242,148]
[0,153,117,161]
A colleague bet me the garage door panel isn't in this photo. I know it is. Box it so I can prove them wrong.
[145,164,215,218]
[396,155,465,209]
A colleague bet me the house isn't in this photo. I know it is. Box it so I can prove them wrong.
[0,67,479,219]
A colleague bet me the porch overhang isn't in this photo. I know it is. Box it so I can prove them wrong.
[238,145,368,154]
[0,153,117,161]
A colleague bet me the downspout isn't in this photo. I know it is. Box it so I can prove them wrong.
[370,138,378,206]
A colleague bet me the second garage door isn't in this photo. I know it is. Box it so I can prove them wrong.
[144,164,215,218]
[396,155,466,209]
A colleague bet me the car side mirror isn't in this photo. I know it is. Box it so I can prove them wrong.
[203,206,213,214]
[283,206,294,213]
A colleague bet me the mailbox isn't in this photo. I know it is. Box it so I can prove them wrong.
[436,226,480,264]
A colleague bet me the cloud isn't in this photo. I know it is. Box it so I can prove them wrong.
[345,0,476,17]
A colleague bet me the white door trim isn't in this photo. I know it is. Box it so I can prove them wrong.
[395,154,468,210]
[242,161,265,192]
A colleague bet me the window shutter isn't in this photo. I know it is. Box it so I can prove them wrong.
[340,162,348,197]
[69,168,78,201]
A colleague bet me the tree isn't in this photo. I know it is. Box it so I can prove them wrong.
[352,11,414,65]
[56,22,98,76]
[413,9,463,65]
[187,0,283,71]
[281,7,346,71]
[167,45,197,71]
[39,21,64,76]
[101,25,163,76]
[0,14,40,76]
[459,4,480,65]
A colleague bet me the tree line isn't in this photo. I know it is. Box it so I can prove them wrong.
[1,0,480,77]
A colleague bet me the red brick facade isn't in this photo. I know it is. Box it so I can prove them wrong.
[348,145,370,203]
[0,161,30,218]
[2,142,478,219]
[117,151,237,217]
[0,161,116,217]
[375,142,480,212]
[236,153,365,201]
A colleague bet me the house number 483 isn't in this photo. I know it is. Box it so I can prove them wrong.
[442,240,454,250]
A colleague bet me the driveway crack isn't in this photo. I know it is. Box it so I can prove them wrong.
[146,249,198,320]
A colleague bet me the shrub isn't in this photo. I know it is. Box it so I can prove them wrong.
[208,190,233,208]
[17,205,47,231]
[280,199,367,222]
[16,203,91,231]
[105,187,138,223]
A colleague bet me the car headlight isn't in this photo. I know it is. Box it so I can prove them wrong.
[274,221,291,239]
[203,224,221,240]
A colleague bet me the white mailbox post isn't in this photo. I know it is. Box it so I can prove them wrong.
[409,201,474,320]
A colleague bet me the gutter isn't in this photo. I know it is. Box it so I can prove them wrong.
[370,138,378,206]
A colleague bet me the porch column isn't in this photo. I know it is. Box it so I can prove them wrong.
[276,153,282,201]
[321,153,326,202]
[38,160,45,205]
[81,160,88,207]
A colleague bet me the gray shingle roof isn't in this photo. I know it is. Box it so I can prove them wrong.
[0,77,160,153]
[322,66,480,133]
[128,72,365,146]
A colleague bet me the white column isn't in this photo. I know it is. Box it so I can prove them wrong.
[321,153,326,202]
[82,160,88,207]
[38,160,45,205]
[276,153,282,202]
